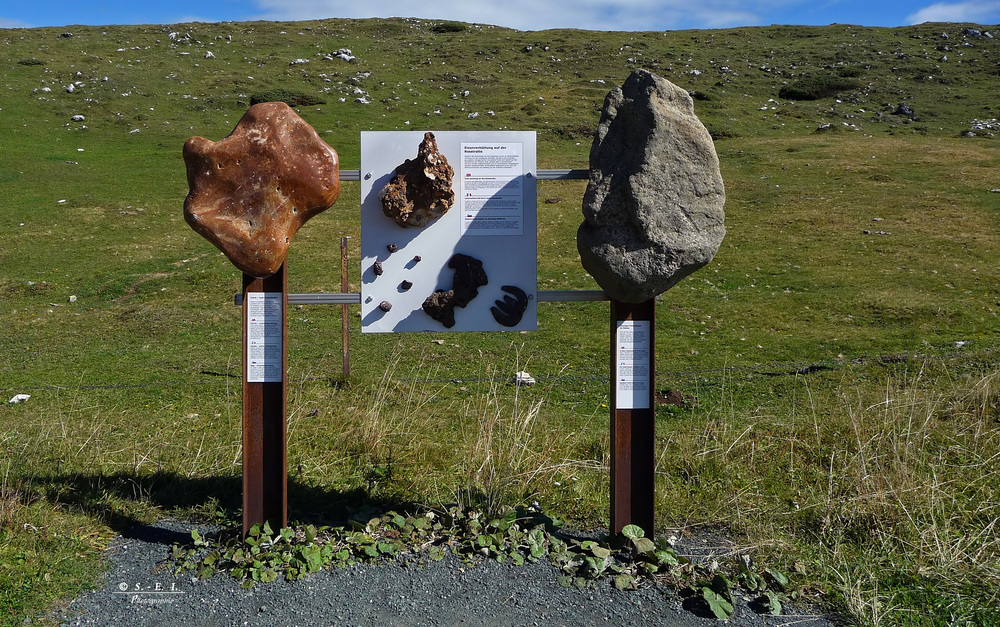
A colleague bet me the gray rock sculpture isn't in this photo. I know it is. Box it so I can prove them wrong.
[578,69,725,303]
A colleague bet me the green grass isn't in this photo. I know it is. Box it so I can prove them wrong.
[2,17,1000,627]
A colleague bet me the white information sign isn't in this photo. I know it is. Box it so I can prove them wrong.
[460,142,524,236]
[615,320,651,409]
[246,292,282,383]
[360,131,537,333]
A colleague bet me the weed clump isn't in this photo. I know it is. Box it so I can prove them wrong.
[249,89,326,107]
[779,73,862,100]
[431,21,468,34]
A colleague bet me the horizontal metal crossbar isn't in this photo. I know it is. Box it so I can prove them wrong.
[337,169,588,181]
[234,290,607,306]
[233,290,611,305]
[232,168,596,306]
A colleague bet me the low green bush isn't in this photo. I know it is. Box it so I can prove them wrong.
[249,89,326,107]
[431,21,467,33]
[779,73,861,100]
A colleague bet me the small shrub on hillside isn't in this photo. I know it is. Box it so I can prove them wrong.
[779,74,861,100]
[431,21,467,33]
[249,89,326,107]
[708,126,739,140]
[554,124,596,139]
[17,58,45,66]
[520,103,542,116]
[835,66,864,78]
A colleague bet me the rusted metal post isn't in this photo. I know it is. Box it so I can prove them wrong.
[341,236,351,378]
[241,263,288,537]
[610,298,656,536]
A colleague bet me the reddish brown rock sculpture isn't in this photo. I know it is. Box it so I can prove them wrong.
[379,132,454,228]
[183,102,340,278]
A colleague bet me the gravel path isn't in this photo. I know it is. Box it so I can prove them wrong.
[57,520,839,627]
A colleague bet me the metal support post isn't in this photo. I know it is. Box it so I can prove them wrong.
[241,263,288,537]
[610,298,656,536]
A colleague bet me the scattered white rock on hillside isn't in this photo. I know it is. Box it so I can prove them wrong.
[970,118,999,131]
[512,371,536,386]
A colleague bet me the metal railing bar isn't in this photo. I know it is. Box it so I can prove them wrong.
[336,169,588,181]
[234,290,607,306]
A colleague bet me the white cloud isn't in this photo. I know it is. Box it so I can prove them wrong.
[907,1,1000,24]
[0,16,32,28]
[249,0,765,31]
[694,9,765,28]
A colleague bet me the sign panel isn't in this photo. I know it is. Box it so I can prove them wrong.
[360,131,537,333]
[460,142,524,236]
[246,292,283,382]
[615,320,651,409]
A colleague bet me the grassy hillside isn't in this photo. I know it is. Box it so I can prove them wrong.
[2,18,1000,626]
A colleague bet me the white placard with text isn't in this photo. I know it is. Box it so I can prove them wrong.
[246,292,282,383]
[615,320,651,409]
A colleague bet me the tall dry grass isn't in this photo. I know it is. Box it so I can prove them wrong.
[291,346,598,516]
[653,360,1000,624]
[455,356,549,516]
[818,367,1000,624]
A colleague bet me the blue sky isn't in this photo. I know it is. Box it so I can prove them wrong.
[2,0,999,32]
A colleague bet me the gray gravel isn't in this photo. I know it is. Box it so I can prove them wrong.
[57,519,839,627]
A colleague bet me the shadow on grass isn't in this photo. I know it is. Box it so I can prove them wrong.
[26,470,404,544]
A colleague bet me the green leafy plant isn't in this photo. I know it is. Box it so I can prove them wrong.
[171,505,789,620]
[701,585,735,619]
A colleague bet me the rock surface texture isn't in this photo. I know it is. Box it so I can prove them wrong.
[183,102,340,278]
[578,69,726,303]
[422,253,488,328]
[380,132,455,228]
[491,285,529,327]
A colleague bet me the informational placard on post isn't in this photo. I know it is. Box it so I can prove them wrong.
[360,131,537,333]
[246,292,282,382]
[460,142,524,236]
[615,320,651,409]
